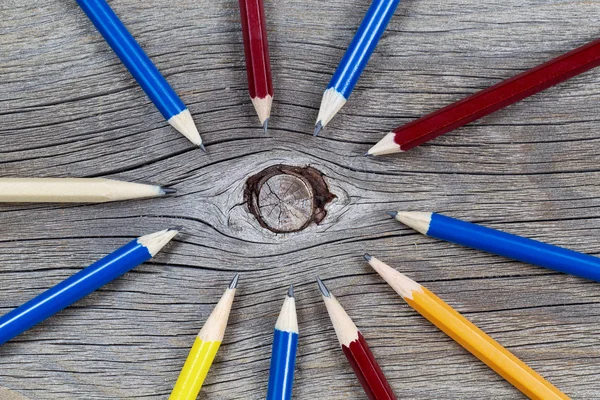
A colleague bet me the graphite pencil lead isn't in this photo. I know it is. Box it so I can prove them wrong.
[313,121,322,137]
[169,225,184,232]
[287,284,294,298]
[229,273,240,289]
[199,143,207,153]
[363,253,372,261]
[316,277,330,297]
[263,118,269,134]
[387,211,398,218]
[161,187,177,195]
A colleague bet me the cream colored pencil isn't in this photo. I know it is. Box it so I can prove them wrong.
[0,178,175,203]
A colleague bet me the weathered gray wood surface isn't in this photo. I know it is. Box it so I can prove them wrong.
[1,0,600,398]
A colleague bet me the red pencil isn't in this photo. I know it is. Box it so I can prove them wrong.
[368,38,600,156]
[238,0,273,132]
[317,278,396,400]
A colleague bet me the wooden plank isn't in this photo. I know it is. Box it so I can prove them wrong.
[0,0,599,398]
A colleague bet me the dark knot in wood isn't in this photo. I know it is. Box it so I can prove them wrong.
[244,165,335,233]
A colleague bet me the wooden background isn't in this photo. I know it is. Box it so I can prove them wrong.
[1,0,599,398]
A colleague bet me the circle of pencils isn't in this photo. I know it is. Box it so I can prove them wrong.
[75,0,203,149]
[314,0,402,136]
[317,277,397,400]
[266,285,299,400]
[364,255,569,400]
[238,0,273,132]
[390,211,600,283]
[0,228,178,346]
[0,178,175,203]
[367,38,600,156]
[169,274,239,400]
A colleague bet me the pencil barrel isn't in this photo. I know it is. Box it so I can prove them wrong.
[0,240,149,345]
[341,331,396,400]
[395,39,600,151]
[169,337,221,400]
[406,288,569,400]
[238,0,273,100]
[266,329,299,400]
[428,213,600,282]
[327,0,401,98]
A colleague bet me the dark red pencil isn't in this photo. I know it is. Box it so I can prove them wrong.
[368,38,600,156]
[238,0,273,132]
[317,278,396,400]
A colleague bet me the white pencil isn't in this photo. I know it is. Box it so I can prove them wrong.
[0,178,175,203]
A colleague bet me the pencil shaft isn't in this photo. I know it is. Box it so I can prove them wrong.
[266,329,299,400]
[0,178,165,203]
[342,331,396,400]
[0,239,151,345]
[169,337,221,400]
[391,39,600,151]
[406,287,568,400]
[328,0,401,98]
[76,0,186,120]
[428,213,600,282]
[239,0,272,99]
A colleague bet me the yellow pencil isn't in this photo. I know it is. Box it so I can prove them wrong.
[364,255,570,400]
[169,274,239,400]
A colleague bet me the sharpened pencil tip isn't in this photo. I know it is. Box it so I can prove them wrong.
[161,187,177,195]
[287,284,294,298]
[168,225,184,232]
[316,277,330,297]
[363,253,372,261]
[363,151,373,157]
[229,273,240,289]
[263,118,269,134]
[313,121,322,136]
[199,143,207,153]
[387,211,398,218]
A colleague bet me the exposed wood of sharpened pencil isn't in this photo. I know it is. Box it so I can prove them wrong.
[317,278,397,400]
[364,255,570,400]
[169,274,239,400]
[238,0,273,130]
[367,38,600,156]
[0,178,175,203]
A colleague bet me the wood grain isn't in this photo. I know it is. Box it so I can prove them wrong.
[1,0,599,398]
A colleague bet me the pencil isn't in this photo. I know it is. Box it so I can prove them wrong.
[76,0,204,149]
[0,228,178,346]
[169,274,239,400]
[238,0,273,132]
[314,0,402,136]
[0,178,175,203]
[389,211,600,282]
[266,285,299,400]
[364,255,569,399]
[368,38,600,155]
[316,277,396,400]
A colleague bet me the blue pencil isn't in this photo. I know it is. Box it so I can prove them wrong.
[0,228,178,345]
[76,0,203,149]
[266,285,299,400]
[390,211,600,282]
[314,0,401,136]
